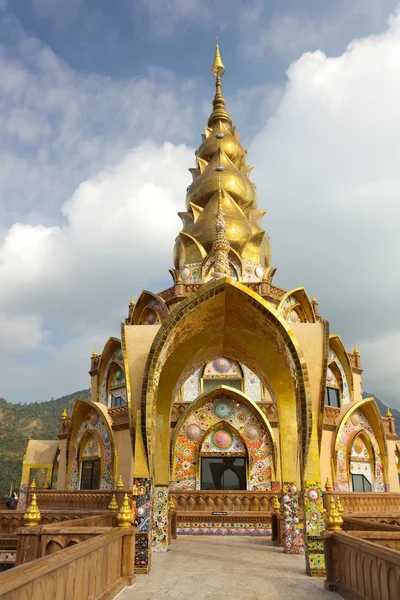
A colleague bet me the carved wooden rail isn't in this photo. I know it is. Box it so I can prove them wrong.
[0,527,135,600]
[343,516,400,532]
[170,490,277,513]
[323,492,400,514]
[32,489,132,510]
[324,530,400,599]
[15,513,118,566]
[0,509,106,534]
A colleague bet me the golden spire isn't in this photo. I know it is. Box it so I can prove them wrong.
[208,39,231,128]
[61,408,67,419]
[353,346,360,355]
[92,349,98,357]
[386,407,393,418]
[211,187,231,279]
[24,493,41,527]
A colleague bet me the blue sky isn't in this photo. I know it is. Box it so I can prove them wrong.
[0,0,400,406]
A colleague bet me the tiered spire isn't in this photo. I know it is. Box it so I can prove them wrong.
[172,40,271,285]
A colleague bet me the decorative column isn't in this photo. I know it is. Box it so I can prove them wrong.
[282,482,304,554]
[303,482,326,577]
[151,485,169,552]
[133,478,152,573]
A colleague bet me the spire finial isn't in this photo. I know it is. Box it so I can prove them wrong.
[208,38,231,128]
[211,37,225,78]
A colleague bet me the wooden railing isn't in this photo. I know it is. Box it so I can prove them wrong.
[170,490,277,512]
[343,516,400,532]
[0,527,135,600]
[15,513,117,566]
[324,530,400,599]
[32,489,132,510]
[0,509,107,534]
[323,492,400,514]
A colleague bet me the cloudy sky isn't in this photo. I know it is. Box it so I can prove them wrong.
[0,0,399,408]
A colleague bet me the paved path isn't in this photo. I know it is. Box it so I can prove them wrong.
[116,536,340,600]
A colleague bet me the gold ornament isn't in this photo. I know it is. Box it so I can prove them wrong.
[211,188,231,279]
[24,493,41,527]
[92,349,98,357]
[386,408,393,418]
[117,493,134,528]
[272,495,281,513]
[116,475,124,489]
[108,493,119,512]
[168,498,176,511]
[336,496,344,515]
[30,479,37,490]
[132,483,139,496]
[61,408,67,419]
[325,496,343,531]
[324,477,333,491]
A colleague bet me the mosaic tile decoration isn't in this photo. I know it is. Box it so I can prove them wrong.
[17,483,28,510]
[303,482,325,576]
[134,478,152,533]
[242,365,262,402]
[179,367,201,402]
[328,348,350,404]
[201,427,245,454]
[69,409,113,490]
[335,409,385,491]
[172,396,273,491]
[151,486,168,552]
[178,525,272,535]
[203,357,242,378]
[100,348,125,405]
[350,437,374,486]
[135,533,150,573]
[282,482,304,555]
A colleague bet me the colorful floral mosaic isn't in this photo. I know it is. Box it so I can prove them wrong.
[151,486,168,552]
[134,477,152,573]
[335,409,385,491]
[203,357,242,378]
[172,396,273,490]
[350,436,374,486]
[69,409,113,490]
[282,482,304,555]
[303,482,325,576]
[328,348,350,404]
[178,524,271,535]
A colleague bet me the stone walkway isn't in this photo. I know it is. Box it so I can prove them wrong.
[116,536,341,600]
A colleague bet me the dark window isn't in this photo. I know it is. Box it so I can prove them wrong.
[325,387,340,407]
[109,394,127,408]
[80,459,101,490]
[351,473,372,492]
[203,379,243,393]
[201,457,246,490]
[398,473,400,486]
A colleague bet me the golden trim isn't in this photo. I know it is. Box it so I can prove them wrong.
[96,337,121,402]
[121,322,135,459]
[277,287,316,323]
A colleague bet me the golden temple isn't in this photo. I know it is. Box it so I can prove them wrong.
[13,41,400,585]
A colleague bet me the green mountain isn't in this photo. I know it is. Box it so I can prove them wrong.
[363,391,400,437]
[0,390,90,497]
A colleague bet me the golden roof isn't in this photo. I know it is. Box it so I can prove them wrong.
[173,41,271,282]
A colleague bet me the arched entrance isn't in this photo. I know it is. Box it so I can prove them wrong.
[139,279,325,573]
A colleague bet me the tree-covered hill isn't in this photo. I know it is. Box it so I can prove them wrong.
[0,390,90,497]
[363,391,400,436]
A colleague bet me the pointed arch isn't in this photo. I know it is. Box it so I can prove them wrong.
[66,398,116,490]
[278,287,316,324]
[141,277,314,487]
[96,337,122,402]
[131,291,169,325]
[332,396,389,490]
[329,334,354,402]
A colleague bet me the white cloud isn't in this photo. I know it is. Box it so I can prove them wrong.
[249,10,400,405]
[0,313,48,355]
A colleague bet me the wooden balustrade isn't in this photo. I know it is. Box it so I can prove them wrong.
[323,492,400,514]
[170,490,277,513]
[15,513,118,566]
[32,489,131,510]
[343,516,400,532]
[324,530,400,599]
[0,509,107,534]
[0,527,135,600]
